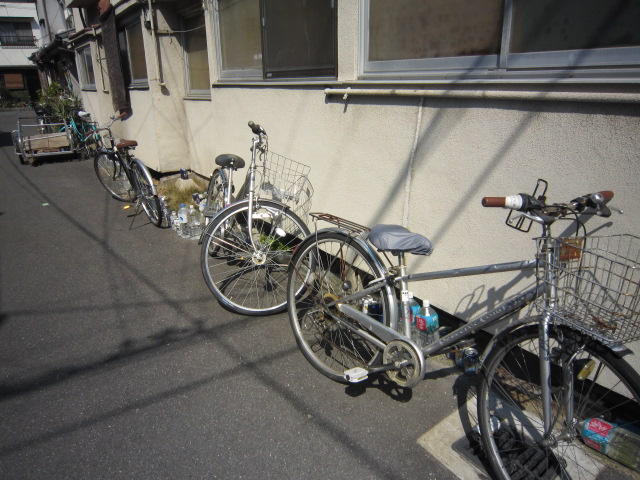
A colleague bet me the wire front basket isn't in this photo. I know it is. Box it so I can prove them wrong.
[258,151,313,222]
[536,234,640,346]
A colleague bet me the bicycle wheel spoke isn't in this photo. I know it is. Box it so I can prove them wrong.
[479,325,640,480]
[201,201,309,315]
[287,231,394,383]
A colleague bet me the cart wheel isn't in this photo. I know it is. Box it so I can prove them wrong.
[18,154,26,165]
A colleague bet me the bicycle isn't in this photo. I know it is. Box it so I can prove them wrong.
[286,179,640,480]
[63,111,101,159]
[93,113,163,228]
[199,121,313,316]
[203,121,313,223]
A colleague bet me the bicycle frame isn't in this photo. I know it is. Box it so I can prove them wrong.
[205,134,268,254]
[322,229,540,358]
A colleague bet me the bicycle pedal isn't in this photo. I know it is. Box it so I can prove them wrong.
[344,367,369,383]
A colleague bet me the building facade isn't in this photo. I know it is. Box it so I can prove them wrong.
[63,0,640,323]
[0,0,41,100]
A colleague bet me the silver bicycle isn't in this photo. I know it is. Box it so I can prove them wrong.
[199,122,313,316]
[287,179,640,480]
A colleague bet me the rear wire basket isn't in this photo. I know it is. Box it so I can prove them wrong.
[536,234,640,346]
[258,151,313,222]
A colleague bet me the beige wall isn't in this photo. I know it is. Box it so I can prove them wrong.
[74,2,640,329]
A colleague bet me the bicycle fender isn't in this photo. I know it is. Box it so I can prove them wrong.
[131,157,157,196]
[479,318,543,364]
[479,318,635,363]
[197,198,298,245]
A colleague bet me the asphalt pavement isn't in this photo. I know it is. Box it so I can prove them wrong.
[0,110,485,480]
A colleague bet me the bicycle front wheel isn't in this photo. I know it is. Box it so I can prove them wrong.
[94,153,134,201]
[200,200,310,315]
[478,324,640,480]
[287,230,394,383]
[132,162,162,227]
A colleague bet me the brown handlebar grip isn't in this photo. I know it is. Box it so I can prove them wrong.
[599,190,614,202]
[482,197,506,208]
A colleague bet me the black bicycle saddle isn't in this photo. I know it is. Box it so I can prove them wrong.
[215,154,245,170]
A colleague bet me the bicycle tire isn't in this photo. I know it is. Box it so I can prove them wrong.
[205,168,227,216]
[478,323,640,480]
[94,153,134,202]
[200,199,310,315]
[132,161,162,227]
[287,230,395,383]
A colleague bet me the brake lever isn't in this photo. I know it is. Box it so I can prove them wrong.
[508,211,551,226]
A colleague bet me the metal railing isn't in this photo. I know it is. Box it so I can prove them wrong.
[0,35,36,47]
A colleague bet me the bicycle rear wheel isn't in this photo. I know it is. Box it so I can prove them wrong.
[287,230,394,383]
[200,199,309,315]
[205,168,227,215]
[94,153,134,201]
[478,324,640,480]
[132,162,162,227]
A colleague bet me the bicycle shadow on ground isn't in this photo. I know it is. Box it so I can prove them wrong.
[451,370,497,478]
[344,374,414,402]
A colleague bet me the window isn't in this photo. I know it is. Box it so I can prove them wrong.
[118,19,148,87]
[0,20,35,47]
[361,0,640,82]
[215,0,337,80]
[77,45,96,90]
[2,73,24,89]
[183,11,210,95]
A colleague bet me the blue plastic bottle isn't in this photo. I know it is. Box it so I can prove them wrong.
[416,300,439,347]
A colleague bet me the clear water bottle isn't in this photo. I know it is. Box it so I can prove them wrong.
[177,203,189,238]
[189,204,202,239]
[581,418,640,472]
[201,201,209,226]
[160,196,171,228]
[416,300,439,347]
[398,292,421,342]
[170,211,179,233]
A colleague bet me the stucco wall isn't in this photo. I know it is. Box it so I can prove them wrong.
[71,2,640,329]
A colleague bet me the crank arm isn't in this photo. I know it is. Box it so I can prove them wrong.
[367,362,403,374]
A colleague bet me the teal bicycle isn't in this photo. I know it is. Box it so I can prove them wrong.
[61,111,101,159]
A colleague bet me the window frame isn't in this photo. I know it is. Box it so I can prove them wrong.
[359,0,640,83]
[0,20,36,47]
[76,44,97,90]
[182,9,211,98]
[117,16,148,89]
[213,0,337,82]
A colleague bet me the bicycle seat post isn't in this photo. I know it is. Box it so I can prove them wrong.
[394,252,414,339]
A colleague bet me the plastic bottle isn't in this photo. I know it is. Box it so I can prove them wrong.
[409,293,421,343]
[416,300,439,347]
[581,418,640,472]
[397,292,420,340]
[160,197,171,228]
[170,211,179,233]
[190,204,202,239]
[200,201,209,226]
[177,203,189,238]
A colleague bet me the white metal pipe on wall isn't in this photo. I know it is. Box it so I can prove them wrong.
[325,87,640,104]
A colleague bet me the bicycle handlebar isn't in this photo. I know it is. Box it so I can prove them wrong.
[481,190,614,218]
[248,121,266,136]
[96,112,127,133]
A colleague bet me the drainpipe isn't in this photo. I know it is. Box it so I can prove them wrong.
[403,97,424,228]
[147,0,165,87]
